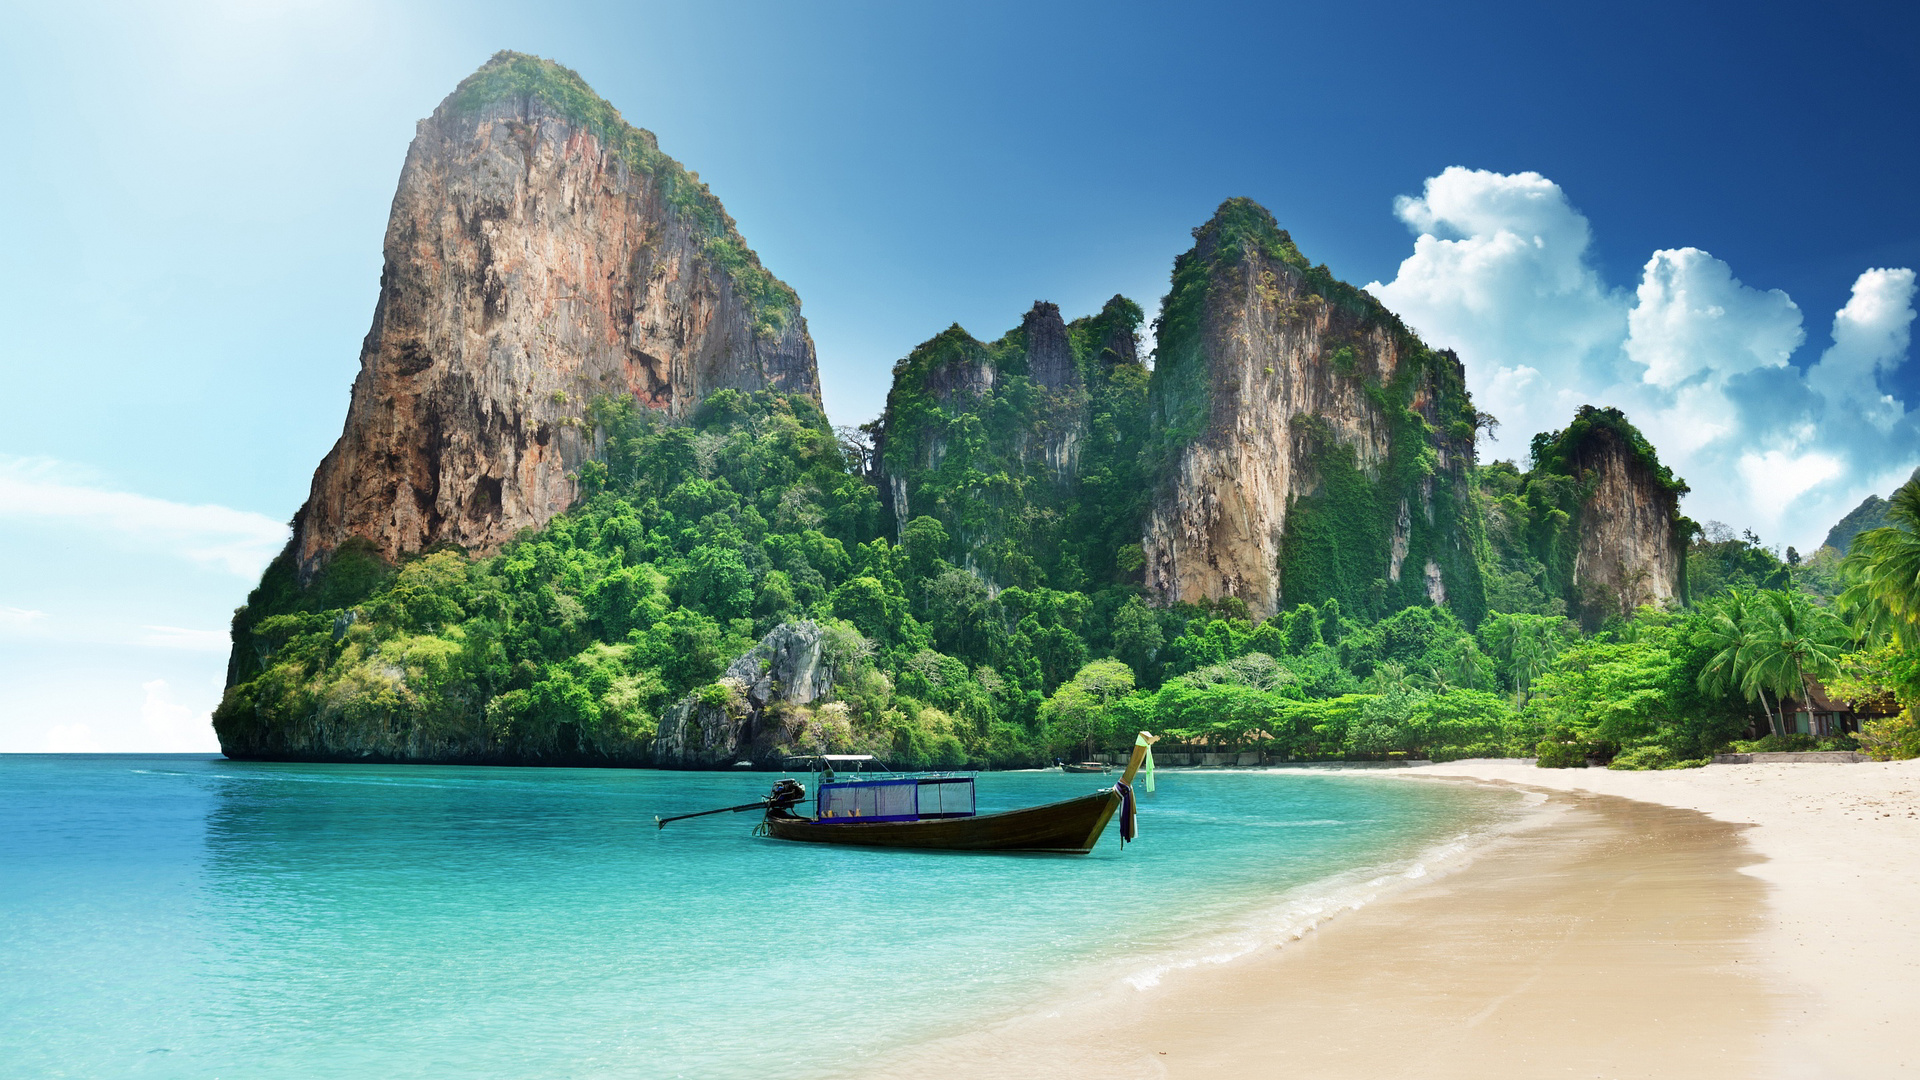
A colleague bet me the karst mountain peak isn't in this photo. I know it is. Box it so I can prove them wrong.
[221,77,1690,764]
[291,51,818,580]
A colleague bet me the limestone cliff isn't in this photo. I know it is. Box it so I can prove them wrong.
[1143,199,1485,623]
[293,52,818,580]
[1528,406,1690,625]
[871,296,1149,588]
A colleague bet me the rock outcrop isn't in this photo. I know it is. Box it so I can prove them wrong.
[1142,199,1484,623]
[1821,468,1917,552]
[652,622,834,767]
[870,295,1149,585]
[1532,406,1688,623]
[1023,301,1078,391]
[1568,426,1686,619]
[292,52,818,580]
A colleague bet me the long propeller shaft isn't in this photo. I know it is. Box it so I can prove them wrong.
[655,801,770,828]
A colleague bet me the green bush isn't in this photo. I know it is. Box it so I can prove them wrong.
[1427,742,1509,763]
[1857,710,1920,761]
[1534,739,1589,768]
[1607,744,1673,770]
[1730,733,1817,753]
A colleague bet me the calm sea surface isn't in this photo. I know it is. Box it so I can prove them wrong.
[0,755,1515,1078]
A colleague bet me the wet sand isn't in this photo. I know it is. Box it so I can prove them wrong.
[880,786,1777,1079]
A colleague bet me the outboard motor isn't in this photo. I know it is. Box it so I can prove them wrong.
[766,779,806,812]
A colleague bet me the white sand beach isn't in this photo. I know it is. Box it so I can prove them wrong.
[1405,758,1920,1079]
[882,758,1920,1079]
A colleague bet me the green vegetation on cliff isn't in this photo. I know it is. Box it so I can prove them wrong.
[222,385,1920,770]
[875,296,1152,591]
[1148,198,1488,623]
[1475,405,1692,622]
[221,182,1920,771]
[219,393,871,763]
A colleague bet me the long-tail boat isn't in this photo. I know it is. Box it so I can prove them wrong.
[657,734,1158,854]
[1055,758,1111,775]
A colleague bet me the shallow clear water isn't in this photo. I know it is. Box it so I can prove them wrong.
[0,755,1515,1078]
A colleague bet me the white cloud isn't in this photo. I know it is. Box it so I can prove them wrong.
[1626,248,1802,389]
[44,722,102,753]
[1735,449,1845,508]
[139,679,210,747]
[1806,268,1917,433]
[1368,167,1629,463]
[0,457,288,576]
[0,606,47,629]
[1366,168,1920,550]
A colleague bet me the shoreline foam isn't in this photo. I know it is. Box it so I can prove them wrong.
[1110,783,1542,992]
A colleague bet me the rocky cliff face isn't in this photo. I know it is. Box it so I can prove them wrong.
[652,621,834,767]
[293,52,818,580]
[871,296,1150,587]
[1518,406,1688,624]
[1567,425,1686,620]
[1143,199,1484,623]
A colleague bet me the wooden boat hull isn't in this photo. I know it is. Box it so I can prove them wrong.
[1059,762,1109,774]
[762,789,1122,854]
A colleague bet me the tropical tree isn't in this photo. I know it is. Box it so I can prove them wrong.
[1693,590,1774,735]
[1040,659,1135,759]
[1840,477,1920,644]
[1483,613,1571,705]
[1740,591,1850,736]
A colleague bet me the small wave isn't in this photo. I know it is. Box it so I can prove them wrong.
[1115,806,1529,990]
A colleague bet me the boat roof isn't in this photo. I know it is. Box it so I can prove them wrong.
[820,755,879,762]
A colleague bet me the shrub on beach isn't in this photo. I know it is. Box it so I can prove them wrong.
[1607,744,1673,770]
[1604,744,1705,770]
[1730,733,1817,754]
[1534,739,1590,768]
[1426,742,1512,763]
[1856,710,1920,761]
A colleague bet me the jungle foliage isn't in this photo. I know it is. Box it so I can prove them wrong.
[217,182,1920,771]
[872,295,1153,592]
[217,389,1920,770]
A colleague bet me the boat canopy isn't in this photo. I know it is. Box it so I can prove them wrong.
[817,776,976,823]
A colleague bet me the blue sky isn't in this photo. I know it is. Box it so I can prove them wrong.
[2,0,1915,750]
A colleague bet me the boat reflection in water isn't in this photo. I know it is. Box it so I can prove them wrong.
[658,734,1158,855]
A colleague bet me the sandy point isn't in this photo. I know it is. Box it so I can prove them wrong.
[872,758,1920,1080]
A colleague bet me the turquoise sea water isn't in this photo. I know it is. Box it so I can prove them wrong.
[1,755,1516,1078]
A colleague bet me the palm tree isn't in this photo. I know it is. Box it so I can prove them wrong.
[1367,661,1417,696]
[1451,641,1488,692]
[1491,615,1565,706]
[1841,477,1920,644]
[1740,591,1850,736]
[1694,590,1774,735]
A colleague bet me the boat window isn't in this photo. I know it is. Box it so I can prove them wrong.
[818,779,917,821]
[915,778,975,818]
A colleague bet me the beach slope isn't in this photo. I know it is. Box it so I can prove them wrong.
[880,759,1920,1079]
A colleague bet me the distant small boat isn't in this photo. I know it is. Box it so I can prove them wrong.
[1055,758,1111,775]
[657,738,1158,855]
